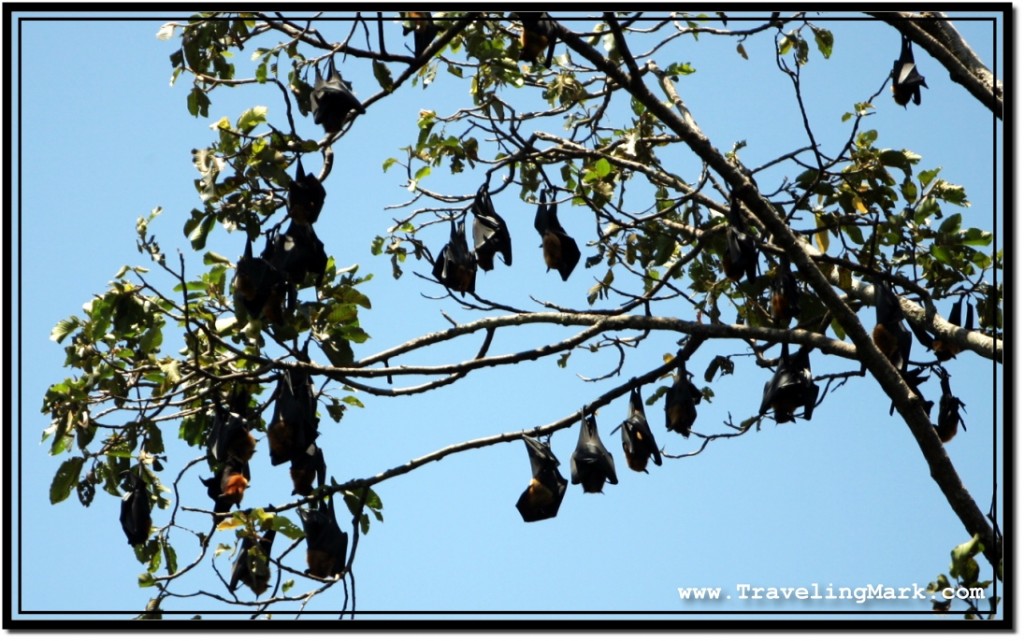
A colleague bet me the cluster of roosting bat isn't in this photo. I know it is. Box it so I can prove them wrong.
[432,185,581,296]
[118,18,947,559]
[116,53,371,596]
[118,370,349,596]
[201,367,347,597]
[233,48,368,326]
[516,372,704,523]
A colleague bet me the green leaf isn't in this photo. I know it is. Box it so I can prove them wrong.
[372,59,395,92]
[930,244,954,266]
[162,541,178,575]
[938,213,962,234]
[187,87,211,118]
[918,167,941,189]
[962,228,992,247]
[830,317,847,340]
[879,149,911,171]
[900,178,918,203]
[341,395,364,408]
[812,27,833,59]
[50,457,85,504]
[237,106,268,133]
[736,42,748,60]
[50,318,80,344]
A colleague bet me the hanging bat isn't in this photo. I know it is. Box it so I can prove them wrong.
[759,344,819,423]
[620,386,662,472]
[935,369,966,443]
[229,527,277,597]
[202,459,250,523]
[208,404,256,465]
[432,219,478,295]
[267,366,319,467]
[892,34,928,107]
[401,11,438,58]
[665,361,702,437]
[570,413,618,494]
[299,494,349,579]
[771,260,800,327]
[290,443,326,496]
[288,157,326,225]
[471,184,512,271]
[872,280,912,373]
[515,436,568,522]
[513,12,556,68]
[232,237,287,324]
[933,299,972,361]
[889,365,933,416]
[722,198,758,283]
[265,222,329,290]
[120,470,152,547]
[311,57,367,134]
[534,188,580,281]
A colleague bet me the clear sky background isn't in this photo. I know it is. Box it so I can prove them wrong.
[10,9,1006,627]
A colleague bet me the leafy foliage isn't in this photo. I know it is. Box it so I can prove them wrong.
[40,11,1001,619]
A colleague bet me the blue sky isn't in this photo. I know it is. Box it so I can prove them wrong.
[10,10,1005,626]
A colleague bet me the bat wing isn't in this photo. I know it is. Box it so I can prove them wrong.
[288,163,326,225]
[120,474,151,546]
[472,187,512,269]
[230,529,277,595]
[555,231,581,281]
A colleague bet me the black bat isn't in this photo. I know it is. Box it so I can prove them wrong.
[534,188,580,281]
[935,369,966,443]
[290,442,326,496]
[892,34,928,107]
[401,11,438,58]
[620,386,662,472]
[120,470,152,546]
[889,365,933,417]
[311,57,367,134]
[570,413,618,494]
[207,404,256,465]
[513,12,556,68]
[229,526,277,597]
[771,260,800,327]
[934,299,972,361]
[265,222,329,291]
[232,237,286,324]
[299,494,349,579]
[267,365,319,467]
[722,197,758,283]
[201,458,250,523]
[515,436,568,522]
[471,184,512,271]
[759,344,819,423]
[432,219,478,295]
[872,280,912,373]
[288,157,326,225]
[665,361,702,437]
